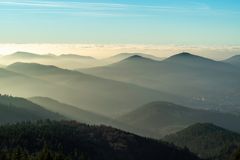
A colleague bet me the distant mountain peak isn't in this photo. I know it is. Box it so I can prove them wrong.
[169,52,200,59]
[123,55,156,62]
[110,53,163,61]
[11,51,38,56]
[127,55,144,59]
[164,52,215,64]
[177,52,193,57]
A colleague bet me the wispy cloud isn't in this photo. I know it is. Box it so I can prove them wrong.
[0,0,238,17]
[0,0,135,16]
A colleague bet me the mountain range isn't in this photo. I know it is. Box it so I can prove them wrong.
[0,52,96,69]
[82,52,240,114]
[29,96,157,138]
[4,62,191,117]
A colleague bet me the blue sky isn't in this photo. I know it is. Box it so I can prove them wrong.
[0,0,239,44]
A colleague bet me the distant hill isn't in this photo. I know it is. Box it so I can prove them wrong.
[58,54,95,60]
[108,53,163,61]
[82,53,240,113]
[164,123,240,160]
[0,120,200,160]
[2,52,95,60]
[4,62,186,117]
[0,52,96,69]
[2,51,54,59]
[224,55,240,67]
[0,94,63,124]
[118,101,240,137]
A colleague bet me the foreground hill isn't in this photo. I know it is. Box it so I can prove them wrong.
[0,120,199,160]
[0,95,63,124]
[5,62,187,117]
[164,123,240,160]
[118,101,240,137]
[82,53,240,113]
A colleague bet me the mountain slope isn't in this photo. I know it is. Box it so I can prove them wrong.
[224,55,240,67]
[164,123,240,160]
[0,94,63,124]
[28,97,159,138]
[29,96,112,125]
[0,120,200,160]
[4,62,186,117]
[118,101,240,137]
[82,53,240,113]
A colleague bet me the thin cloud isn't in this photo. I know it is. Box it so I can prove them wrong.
[0,0,239,17]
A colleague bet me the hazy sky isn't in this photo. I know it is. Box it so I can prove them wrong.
[0,0,240,45]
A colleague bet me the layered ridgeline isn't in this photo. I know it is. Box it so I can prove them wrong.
[29,97,156,138]
[82,53,240,113]
[0,52,96,69]
[0,94,63,124]
[164,123,240,160]
[118,102,240,137]
[0,120,200,160]
[224,55,240,67]
[4,62,188,117]
[29,96,114,125]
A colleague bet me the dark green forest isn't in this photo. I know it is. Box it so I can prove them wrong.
[0,120,199,160]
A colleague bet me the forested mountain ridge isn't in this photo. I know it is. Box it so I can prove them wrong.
[0,120,200,160]
[164,123,240,160]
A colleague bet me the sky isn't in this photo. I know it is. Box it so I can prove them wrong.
[0,0,239,58]
[0,0,239,45]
